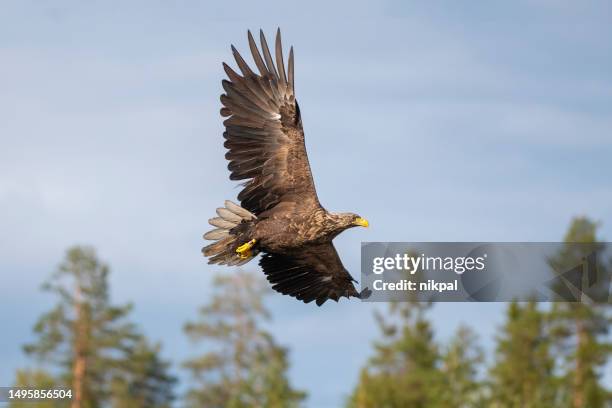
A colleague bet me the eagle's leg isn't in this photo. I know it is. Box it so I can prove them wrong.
[236,239,256,259]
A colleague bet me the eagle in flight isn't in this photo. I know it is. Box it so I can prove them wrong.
[203,29,370,306]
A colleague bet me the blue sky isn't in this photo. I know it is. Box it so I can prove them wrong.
[1,1,611,406]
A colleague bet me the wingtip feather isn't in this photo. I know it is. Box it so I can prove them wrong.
[248,29,268,76]
[275,28,287,86]
[288,46,294,92]
[259,29,279,80]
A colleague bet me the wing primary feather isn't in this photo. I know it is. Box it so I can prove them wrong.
[259,29,279,80]
[231,45,255,77]
[288,46,294,93]
[221,82,272,119]
[223,63,275,111]
[223,62,243,81]
[248,30,269,76]
[220,94,262,121]
[275,28,287,87]
[223,115,265,129]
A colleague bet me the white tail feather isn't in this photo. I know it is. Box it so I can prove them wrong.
[225,200,256,220]
[216,207,242,223]
[203,228,229,240]
[202,201,258,265]
[208,217,237,229]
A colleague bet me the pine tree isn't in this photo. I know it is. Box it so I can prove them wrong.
[19,246,175,408]
[348,301,444,408]
[182,270,306,408]
[548,217,611,408]
[438,326,485,407]
[488,301,557,408]
[8,370,63,408]
[109,339,176,408]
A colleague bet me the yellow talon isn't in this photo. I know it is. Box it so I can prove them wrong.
[238,249,252,259]
[236,239,256,258]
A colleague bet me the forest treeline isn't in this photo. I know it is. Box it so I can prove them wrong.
[9,217,611,408]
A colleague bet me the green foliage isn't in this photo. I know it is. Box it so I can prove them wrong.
[547,217,611,408]
[352,217,611,408]
[348,302,447,408]
[488,301,557,408]
[19,246,175,408]
[438,326,485,407]
[182,271,306,408]
[8,369,65,408]
[109,339,176,408]
[10,218,611,408]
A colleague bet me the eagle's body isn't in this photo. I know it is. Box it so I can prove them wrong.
[202,29,369,306]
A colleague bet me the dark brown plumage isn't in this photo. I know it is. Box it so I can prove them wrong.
[202,29,370,306]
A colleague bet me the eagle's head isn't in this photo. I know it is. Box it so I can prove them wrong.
[332,212,369,231]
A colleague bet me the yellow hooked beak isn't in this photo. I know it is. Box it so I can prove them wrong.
[354,217,369,228]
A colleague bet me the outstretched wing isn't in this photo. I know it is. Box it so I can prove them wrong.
[221,29,319,215]
[259,243,362,306]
